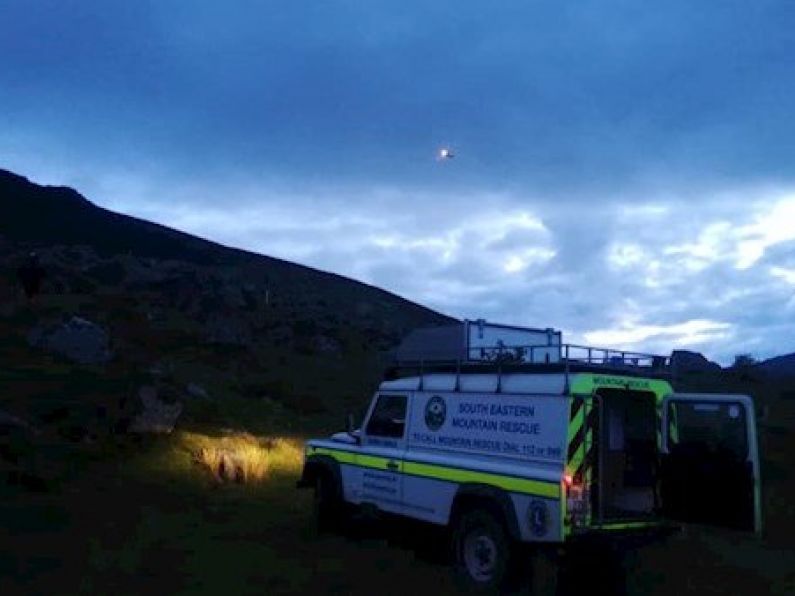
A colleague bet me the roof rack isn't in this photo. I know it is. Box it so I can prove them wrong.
[385,343,672,392]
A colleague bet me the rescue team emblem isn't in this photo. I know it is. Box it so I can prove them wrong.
[424,395,447,431]
[529,500,548,537]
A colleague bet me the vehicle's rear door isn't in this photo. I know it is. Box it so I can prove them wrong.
[660,393,761,534]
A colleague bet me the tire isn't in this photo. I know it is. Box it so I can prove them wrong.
[312,472,341,534]
[528,547,560,596]
[451,509,516,592]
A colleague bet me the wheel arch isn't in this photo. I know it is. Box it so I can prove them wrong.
[450,483,521,541]
[297,454,342,498]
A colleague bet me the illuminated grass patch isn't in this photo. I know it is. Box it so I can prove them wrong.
[181,431,304,484]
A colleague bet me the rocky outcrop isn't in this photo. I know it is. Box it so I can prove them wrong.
[27,316,112,365]
[670,350,722,374]
[128,386,183,434]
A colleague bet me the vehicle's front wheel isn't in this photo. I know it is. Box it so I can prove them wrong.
[312,473,341,534]
[452,509,515,592]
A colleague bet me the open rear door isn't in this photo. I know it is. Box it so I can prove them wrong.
[660,393,761,534]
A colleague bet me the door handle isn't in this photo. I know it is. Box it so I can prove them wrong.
[386,460,399,471]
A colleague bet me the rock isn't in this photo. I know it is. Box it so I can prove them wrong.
[0,409,36,435]
[147,360,173,377]
[204,315,252,346]
[186,382,209,400]
[312,334,342,355]
[670,350,721,374]
[28,316,112,364]
[128,385,183,434]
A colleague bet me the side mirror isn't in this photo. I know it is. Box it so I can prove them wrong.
[346,413,360,444]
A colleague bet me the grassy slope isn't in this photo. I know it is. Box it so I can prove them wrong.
[1,392,793,595]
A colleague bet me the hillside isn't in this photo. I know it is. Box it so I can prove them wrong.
[0,168,452,327]
[0,169,453,474]
[755,353,795,379]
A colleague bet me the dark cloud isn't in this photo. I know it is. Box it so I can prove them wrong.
[3,1,795,192]
[2,1,795,362]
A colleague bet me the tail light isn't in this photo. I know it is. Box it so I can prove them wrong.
[565,473,589,529]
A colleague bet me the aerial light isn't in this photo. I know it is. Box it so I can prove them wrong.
[437,147,455,160]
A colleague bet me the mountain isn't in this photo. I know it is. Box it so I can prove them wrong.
[755,353,795,378]
[0,168,451,332]
[0,168,454,441]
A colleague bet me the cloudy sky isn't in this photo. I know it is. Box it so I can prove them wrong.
[2,1,795,363]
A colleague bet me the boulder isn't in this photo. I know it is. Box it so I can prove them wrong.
[0,409,36,435]
[128,386,183,434]
[186,382,209,400]
[28,316,112,364]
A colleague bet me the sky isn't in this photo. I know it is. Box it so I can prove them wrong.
[2,1,795,363]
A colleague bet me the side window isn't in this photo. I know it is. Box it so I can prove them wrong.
[667,401,748,459]
[365,394,407,439]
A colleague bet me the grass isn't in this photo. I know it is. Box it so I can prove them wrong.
[2,418,793,596]
[1,429,463,596]
[179,430,303,484]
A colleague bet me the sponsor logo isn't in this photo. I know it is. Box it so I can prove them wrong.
[529,499,548,537]
[424,395,447,431]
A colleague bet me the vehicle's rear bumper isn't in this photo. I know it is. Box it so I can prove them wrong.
[568,520,678,547]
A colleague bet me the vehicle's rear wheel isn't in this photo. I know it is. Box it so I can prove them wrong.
[312,473,341,534]
[452,509,515,592]
[528,547,560,596]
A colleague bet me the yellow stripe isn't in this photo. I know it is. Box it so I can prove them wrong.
[310,446,559,499]
[403,461,560,499]
[567,406,584,443]
[589,520,664,531]
[312,447,356,464]
[570,374,673,404]
[569,443,584,469]
[312,448,403,472]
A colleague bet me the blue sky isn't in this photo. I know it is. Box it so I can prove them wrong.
[2,1,795,363]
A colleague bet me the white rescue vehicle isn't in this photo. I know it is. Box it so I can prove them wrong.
[298,320,762,591]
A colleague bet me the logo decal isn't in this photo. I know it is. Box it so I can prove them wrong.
[529,500,548,537]
[424,395,447,431]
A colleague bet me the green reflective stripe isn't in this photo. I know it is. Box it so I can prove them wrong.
[569,443,584,470]
[310,446,559,499]
[312,447,357,465]
[669,406,679,444]
[311,447,400,471]
[582,399,593,526]
[402,461,560,499]
[360,453,401,471]
[570,374,673,403]
[567,406,584,444]
[589,520,663,531]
